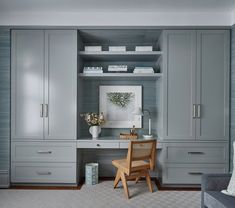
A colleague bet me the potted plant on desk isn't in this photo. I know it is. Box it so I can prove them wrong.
[80,112,105,139]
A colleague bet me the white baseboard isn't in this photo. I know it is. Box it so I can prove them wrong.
[0,170,9,188]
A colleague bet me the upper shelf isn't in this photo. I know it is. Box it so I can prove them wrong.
[78,73,162,80]
[79,51,163,62]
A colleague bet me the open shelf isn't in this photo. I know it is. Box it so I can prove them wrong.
[78,73,162,80]
[79,51,163,61]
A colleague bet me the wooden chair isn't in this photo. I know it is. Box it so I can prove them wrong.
[112,139,156,199]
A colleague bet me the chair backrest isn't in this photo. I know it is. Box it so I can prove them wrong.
[126,139,156,174]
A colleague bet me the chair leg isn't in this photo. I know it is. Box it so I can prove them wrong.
[145,171,153,193]
[135,175,141,184]
[120,171,130,199]
[114,169,121,189]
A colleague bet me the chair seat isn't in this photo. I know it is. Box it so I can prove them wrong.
[112,159,150,174]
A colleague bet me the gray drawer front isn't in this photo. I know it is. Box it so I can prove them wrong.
[11,142,76,162]
[164,143,228,163]
[162,164,227,184]
[77,141,119,149]
[11,162,77,183]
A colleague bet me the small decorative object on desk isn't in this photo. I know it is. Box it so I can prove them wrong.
[135,46,153,52]
[84,46,102,52]
[109,46,126,52]
[120,133,138,140]
[120,125,138,140]
[108,65,128,72]
[80,112,105,139]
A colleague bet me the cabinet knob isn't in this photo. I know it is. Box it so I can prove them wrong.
[96,144,100,147]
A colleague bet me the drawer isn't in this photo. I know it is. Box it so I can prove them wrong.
[77,141,119,149]
[11,142,76,162]
[162,164,227,184]
[163,143,228,163]
[11,162,77,183]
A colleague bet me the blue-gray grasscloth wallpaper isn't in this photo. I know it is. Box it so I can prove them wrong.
[231,26,235,170]
[0,29,10,172]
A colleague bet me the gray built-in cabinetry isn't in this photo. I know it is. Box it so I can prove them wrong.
[11,30,77,184]
[8,28,231,186]
[161,30,230,185]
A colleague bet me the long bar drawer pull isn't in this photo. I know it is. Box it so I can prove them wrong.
[188,152,204,155]
[36,171,52,175]
[188,172,203,175]
[37,150,52,154]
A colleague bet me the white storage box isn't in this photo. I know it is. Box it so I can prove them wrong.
[109,46,126,52]
[84,46,102,52]
[135,46,153,52]
[85,163,99,185]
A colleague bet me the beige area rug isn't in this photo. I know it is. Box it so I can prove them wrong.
[0,181,201,208]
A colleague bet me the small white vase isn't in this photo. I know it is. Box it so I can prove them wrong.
[89,126,101,139]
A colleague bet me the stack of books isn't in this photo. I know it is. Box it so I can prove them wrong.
[135,46,153,52]
[133,67,154,74]
[84,46,102,52]
[83,67,103,74]
[109,46,126,52]
[108,65,128,72]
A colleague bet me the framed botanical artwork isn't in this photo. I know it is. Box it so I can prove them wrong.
[99,85,142,128]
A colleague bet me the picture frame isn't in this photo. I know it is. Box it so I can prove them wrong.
[99,85,142,128]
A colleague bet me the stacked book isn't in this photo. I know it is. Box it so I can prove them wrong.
[109,46,126,52]
[135,46,153,52]
[133,67,154,74]
[84,46,102,52]
[108,65,128,72]
[83,67,103,74]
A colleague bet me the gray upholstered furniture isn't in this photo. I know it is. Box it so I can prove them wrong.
[201,174,235,208]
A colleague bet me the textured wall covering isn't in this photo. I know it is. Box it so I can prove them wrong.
[0,29,10,186]
[231,26,235,170]
[78,79,160,138]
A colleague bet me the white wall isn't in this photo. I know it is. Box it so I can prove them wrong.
[0,11,232,26]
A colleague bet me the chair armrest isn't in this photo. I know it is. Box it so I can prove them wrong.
[201,173,231,191]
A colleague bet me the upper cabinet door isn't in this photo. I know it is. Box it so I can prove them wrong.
[11,30,44,140]
[163,30,197,140]
[196,30,230,141]
[44,30,77,140]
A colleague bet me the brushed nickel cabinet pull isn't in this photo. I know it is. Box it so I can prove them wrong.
[188,172,203,175]
[188,152,204,155]
[197,104,201,118]
[37,150,52,154]
[40,104,44,117]
[44,104,48,117]
[193,104,196,118]
[36,171,52,175]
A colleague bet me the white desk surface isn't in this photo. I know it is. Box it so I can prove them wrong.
[77,137,162,149]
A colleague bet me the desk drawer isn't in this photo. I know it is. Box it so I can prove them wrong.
[164,143,228,163]
[77,141,119,149]
[162,164,227,184]
[11,142,76,162]
[11,162,77,183]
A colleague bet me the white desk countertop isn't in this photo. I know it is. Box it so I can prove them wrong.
[77,137,162,149]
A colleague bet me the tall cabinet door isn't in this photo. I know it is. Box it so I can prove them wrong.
[163,30,197,140]
[44,30,77,140]
[11,30,44,140]
[196,30,230,141]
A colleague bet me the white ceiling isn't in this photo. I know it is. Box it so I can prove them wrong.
[1,0,235,13]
